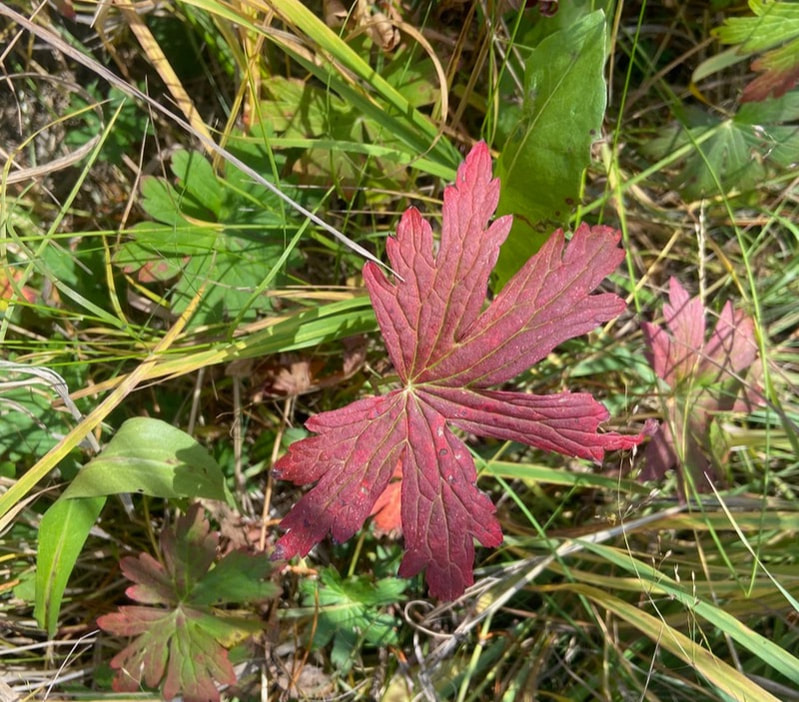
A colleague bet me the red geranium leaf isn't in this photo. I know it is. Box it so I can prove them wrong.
[274,142,644,600]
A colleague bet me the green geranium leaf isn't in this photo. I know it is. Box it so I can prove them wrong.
[300,567,407,673]
[646,91,799,199]
[116,149,300,326]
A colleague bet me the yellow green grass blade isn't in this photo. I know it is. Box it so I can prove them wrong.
[542,582,781,702]
[579,540,799,686]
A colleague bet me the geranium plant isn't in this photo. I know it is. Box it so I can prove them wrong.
[273,143,644,600]
[641,277,761,494]
[97,504,277,701]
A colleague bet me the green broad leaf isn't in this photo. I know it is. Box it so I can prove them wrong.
[136,176,189,227]
[738,88,799,123]
[114,235,187,284]
[126,233,284,322]
[256,76,335,137]
[646,92,799,199]
[123,221,220,255]
[382,46,438,108]
[299,567,407,673]
[493,10,608,287]
[514,0,612,49]
[116,149,300,326]
[62,418,227,501]
[35,495,106,637]
[191,550,279,606]
[692,46,752,85]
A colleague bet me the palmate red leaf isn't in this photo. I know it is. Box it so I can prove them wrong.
[273,142,644,600]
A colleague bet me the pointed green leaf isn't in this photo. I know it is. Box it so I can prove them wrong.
[35,495,106,637]
[493,10,608,286]
[63,418,227,501]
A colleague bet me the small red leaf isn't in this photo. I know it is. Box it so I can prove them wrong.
[642,277,761,491]
[274,142,643,599]
[370,463,402,535]
[643,278,759,391]
[642,277,706,387]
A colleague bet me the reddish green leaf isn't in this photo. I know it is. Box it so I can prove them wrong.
[744,44,799,103]
[98,605,235,701]
[97,504,277,700]
[714,0,799,102]
[273,143,644,600]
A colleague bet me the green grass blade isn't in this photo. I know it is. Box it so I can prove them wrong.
[579,540,799,686]
[555,583,782,702]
